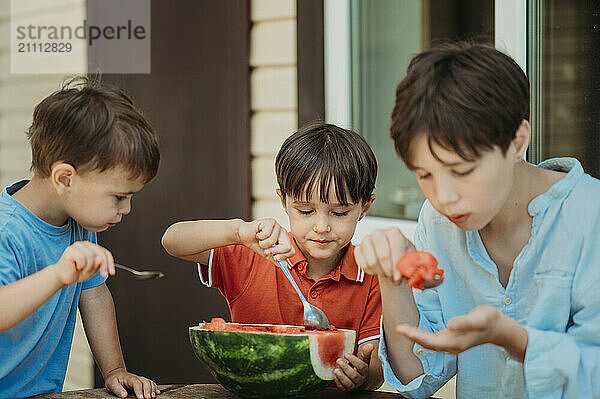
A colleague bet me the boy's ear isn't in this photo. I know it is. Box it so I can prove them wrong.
[358,194,376,221]
[51,162,76,195]
[276,189,288,214]
[511,119,530,162]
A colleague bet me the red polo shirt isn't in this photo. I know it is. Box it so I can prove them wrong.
[198,235,382,350]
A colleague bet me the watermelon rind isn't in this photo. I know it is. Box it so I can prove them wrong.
[308,332,355,380]
[189,324,355,398]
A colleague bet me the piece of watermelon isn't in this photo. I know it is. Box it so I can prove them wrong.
[395,250,444,290]
[189,318,356,398]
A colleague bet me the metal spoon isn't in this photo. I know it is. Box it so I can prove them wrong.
[277,260,330,330]
[115,263,165,280]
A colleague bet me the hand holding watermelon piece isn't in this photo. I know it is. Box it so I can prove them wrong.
[395,251,444,290]
[333,342,374,391]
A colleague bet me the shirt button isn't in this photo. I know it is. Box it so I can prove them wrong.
[310,291,318,299]
[504,297,512,305]
[415,348,424,356]
[424,374,433,379]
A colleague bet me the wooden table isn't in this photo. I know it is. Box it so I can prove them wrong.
[35,384,414,398]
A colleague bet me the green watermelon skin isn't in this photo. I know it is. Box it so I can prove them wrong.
[189,327,343,398]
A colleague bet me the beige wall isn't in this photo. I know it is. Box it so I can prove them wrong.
[250,0,296,229]
[0,1,85,187]
[63,313,94,390]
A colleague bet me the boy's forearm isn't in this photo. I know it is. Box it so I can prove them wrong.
[379,278,425,384]
[0,266,65,332]
[365,344,384,390]
[79,284,126,377]
[492,312,528,362]
[162,219,243,260]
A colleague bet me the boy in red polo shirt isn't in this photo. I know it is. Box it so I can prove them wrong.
[162,122,383,391]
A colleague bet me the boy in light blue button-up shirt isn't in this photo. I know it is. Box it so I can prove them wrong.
[355,42,600,398]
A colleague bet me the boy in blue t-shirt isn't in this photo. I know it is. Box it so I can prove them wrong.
[355,42,600,397]
[0,77,161,399]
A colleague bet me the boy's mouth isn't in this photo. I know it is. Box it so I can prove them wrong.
[311,239,333,246]
[447,214,469,224]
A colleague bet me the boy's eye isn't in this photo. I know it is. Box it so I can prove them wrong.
[332,211,349,216]
[297,209,313,215]
[453,168,475,177]
[416,173,431,180]
[115,195,127,201]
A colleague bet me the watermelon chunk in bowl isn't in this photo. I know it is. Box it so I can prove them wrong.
[189,318,356,398]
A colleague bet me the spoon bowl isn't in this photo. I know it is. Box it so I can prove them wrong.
[115,263,165,280]
[277,260,330,330]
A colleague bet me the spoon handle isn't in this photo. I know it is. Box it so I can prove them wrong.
[115,263,139,275]
[277,260,309,306]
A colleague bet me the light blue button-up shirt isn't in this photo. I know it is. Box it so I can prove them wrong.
[379,158,600,398]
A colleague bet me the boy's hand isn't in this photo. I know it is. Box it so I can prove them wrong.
[237,218,295,262]
[354,228,415,284]
[333,343,374,391]
[395,305,507,355]
[52,241,115,286]
[105,367,160,399]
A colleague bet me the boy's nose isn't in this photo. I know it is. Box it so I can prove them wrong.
[120,200,132,215]
[436,180,459,205]
[313,221,331,233]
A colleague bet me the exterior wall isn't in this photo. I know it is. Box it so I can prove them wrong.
[0,0,94,390]
[2,0,452,394]
[250,0,297,229]
[1,0,294,391]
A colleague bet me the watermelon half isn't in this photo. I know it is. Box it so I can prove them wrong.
[189,318,356,398]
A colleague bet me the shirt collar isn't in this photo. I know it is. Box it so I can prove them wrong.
[285,232,364,283]
[528,157,583,216]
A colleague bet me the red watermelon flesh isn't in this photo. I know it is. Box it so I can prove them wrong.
[396,250,444,290]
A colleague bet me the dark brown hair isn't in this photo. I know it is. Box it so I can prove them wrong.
[275,122,377,205]
[391,41,529,168]
[27,76,160,182]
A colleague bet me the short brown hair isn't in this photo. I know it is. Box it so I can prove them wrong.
[391,41,529,168]
[27,76,160,182]
[275,122,377,205]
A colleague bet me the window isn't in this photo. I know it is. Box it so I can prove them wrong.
[529,0,600,178]
[349,0,493,220]
[326,0,598,226]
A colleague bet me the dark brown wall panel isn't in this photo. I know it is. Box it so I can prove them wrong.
[88,0,250,385]
[297,0,325,126]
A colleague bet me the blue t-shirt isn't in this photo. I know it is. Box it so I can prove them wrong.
[379,158,600,398]
[0,180,106,398]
